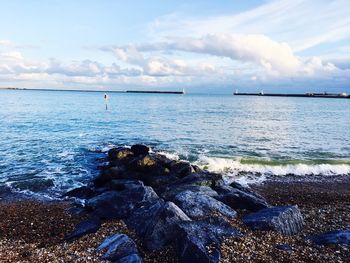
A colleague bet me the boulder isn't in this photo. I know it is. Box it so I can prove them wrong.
[114,254,143,263]
[144,201,191,250]
[65,217,101,241]
[94,166,128,187]
[109,147,134,160]
[243,205,304,235]
[165,172,224,191]
[142,175,178,189]
[126,200,165,237]
[215,185,269,211]
[173,191,236,220]
[176,217,242,263]
[63,186,95,199]
[308,229,350,246]
[161,185,218,201]
[131,144,150,156]
[98,234,138,261]
[86,185,159,219]
[169,161,195,178]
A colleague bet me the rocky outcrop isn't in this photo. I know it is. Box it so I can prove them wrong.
[63,144,307,263]
[243,205,304,235]
[308,229,350,246]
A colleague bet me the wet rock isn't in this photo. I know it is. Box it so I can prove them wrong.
[168,172,224,189]
[173,191,236,220]
[176,217,242,263]
[169,161,195,178]
[161,185,218,201]
[308,229,350,246]
[131,144,150,156]
[215,185,269,211]
[142,174,178,189]
[104,179,145,191]
[94,166,128,187]
[109,147,134,160]
[65,217,101,241]
[144,201,191,250]
[98,234,138,261]
[63,186,95,199]
[115,254,143,263]
[243,205,304,235]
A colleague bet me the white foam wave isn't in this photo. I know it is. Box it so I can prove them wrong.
[156,151,180,161]
[196,156,350,179]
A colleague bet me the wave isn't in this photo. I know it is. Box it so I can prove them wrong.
[195,156,350,179]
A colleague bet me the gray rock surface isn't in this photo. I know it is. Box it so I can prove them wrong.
[243,205,304,235]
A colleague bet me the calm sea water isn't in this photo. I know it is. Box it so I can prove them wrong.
[1,89,350,199]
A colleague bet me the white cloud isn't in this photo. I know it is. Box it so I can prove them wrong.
[149,0,350,53]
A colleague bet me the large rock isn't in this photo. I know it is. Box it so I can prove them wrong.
[126,200,191,250]
[98,234,138,261]
[176,217,242,263]
[173,191,237,220]
[243,205,304,235]
[308,229,350,246]
[144,201,191,250]
[65,217,101,241]
[162,172,224,194]
[63,186,95,199]
[215,185,269,212]
[131,144,150,156]
[108,147,134,160]
[86,184,159,219]
[126,200,165,237]
[161,185,218,201]
[169,161,195,178]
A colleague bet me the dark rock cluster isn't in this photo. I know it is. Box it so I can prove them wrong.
[64,144,308,263]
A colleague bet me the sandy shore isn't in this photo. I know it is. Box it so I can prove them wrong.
[0,176,349,262]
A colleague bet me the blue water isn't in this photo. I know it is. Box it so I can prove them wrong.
[1,89,350,198]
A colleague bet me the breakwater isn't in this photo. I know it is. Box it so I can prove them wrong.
[234,92,350,99]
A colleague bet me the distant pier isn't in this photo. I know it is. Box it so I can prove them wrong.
[126,90,184,94]
[234,92,350,99]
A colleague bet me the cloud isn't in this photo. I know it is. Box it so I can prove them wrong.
[148,0,350,53]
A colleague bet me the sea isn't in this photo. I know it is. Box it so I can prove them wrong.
[1,89,350,199]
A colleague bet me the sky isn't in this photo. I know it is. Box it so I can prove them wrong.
[0,0,350,93]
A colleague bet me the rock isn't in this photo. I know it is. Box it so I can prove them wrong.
[105,179,145,191]
[94,166,128,187]
[308,229,350,246]
[86,185,159,219]
[169,161,195,178]
[275,244,293,252]
[65,217,101,241]
[161,185,218,201]
[131,144,150,156]
[65,207,88,216]
[144,201,191,250]
[142,175,178,189]
[98,234,138,261]
[176,217,242,263]
[243,205,304,235]
[109,147,134,160]
[165,172,224,191]
[63,186,95,199]
[173,191,236,220]
[215,185,269,212]
[126,200,165,237]
[114,254,143,263]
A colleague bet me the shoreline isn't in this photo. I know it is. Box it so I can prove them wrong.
[1,176,349,262]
